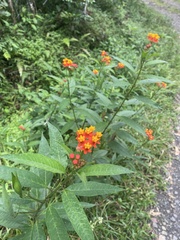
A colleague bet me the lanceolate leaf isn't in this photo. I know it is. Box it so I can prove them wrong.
[62,191,95,240]
[77,107,102,125]
[67,181,123,196]
[0,166,47,188]
[95,91,112,107]
[38,134,54,186]
[10,222,46,240]
[112,56,136,74]
[46,205,70,240]
[120,116,145,135]
[108,141,133,158]
[31,221,46,240]
[2,183,13,214]
[116,130,138,145]
[145,60,167,66]
[48,123,68,167]
[39,134,51,157]
[78,164,133,176]
[1,153,65,174]
[135,96,159,108]
[0,211,28,229]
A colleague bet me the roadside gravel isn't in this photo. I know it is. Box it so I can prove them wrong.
[142,1,180,240]
[142,0,180,32]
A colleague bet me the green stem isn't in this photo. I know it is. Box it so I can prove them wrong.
[32,178,62,221]
[102,55,145,134]
[67,78,79,129]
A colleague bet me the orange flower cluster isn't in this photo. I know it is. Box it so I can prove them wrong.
[117,62,125,69]
[156,82,167,88]
[76,126,102,154]
[93,69,99,75]
[69,153,85,168]
[101,50,108,56]
[101,56,112,65]
[145,129,154,140]
[62,58,78,68]
[101,50,112,65]
[147,33,160,43]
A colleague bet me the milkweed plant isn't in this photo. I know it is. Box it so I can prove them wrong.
[0,33,170,240]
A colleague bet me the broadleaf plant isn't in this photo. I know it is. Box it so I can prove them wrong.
[0,32,170,239]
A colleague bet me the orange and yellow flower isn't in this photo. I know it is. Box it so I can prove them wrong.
[93,69,99,75]
[76,126,102,154]
[156,82,167,88]
[62,58,78,68]
[101,56,112,65]
[117,62,125,69]
[145,128,154,140]
[101,50,108,56]
[147,33,160,43]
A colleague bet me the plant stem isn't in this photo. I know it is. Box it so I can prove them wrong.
[32,178,62,221]
[67,78,79,129]
[102,55,145,134]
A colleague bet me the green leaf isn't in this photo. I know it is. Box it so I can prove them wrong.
[3,51,11,60]
[62,38,70,47]
[31,221,46,240]
[62,191,95,240]
[135,96,159,108]
[10,222,46,240]
[108,140,133,158]
[39,134,51,157]
[95,92,112,107]
[112,56,136,74]
[145,60,167,66]
[48,75,62,82]
[1,153,65,174]
[0,211,28,229]
[116,130,138,145]
[117,110,136,117]
[78,164,133,176]
[125,98,141,105]
[38,134,54,185]
[77,107,102,125]
[120,116,145,135]
[17,61,23,77]
[67,181,123,196]
[48,123,68,167]
[138,75,171,85]
[12,173,22,198]
[61,120,75,135]
[69,78,76,95]
[2,183,13,215]
[46,205,70,240]
[0,166,47,188]
[92,150,108,159]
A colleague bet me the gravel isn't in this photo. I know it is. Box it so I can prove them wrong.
[141,1,180,239]
[142,0,180,32]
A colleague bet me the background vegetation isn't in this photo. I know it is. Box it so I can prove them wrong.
[0,0,180,239]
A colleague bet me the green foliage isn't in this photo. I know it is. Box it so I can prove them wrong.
[0,122,132,239]
[1,0,180,239]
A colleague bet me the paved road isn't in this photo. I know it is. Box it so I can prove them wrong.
[142,1,180,240]
[142,0,180,32]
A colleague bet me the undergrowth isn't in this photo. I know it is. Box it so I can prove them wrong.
[0,0,180,239]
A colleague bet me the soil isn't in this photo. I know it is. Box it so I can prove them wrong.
[142,1,180,239]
